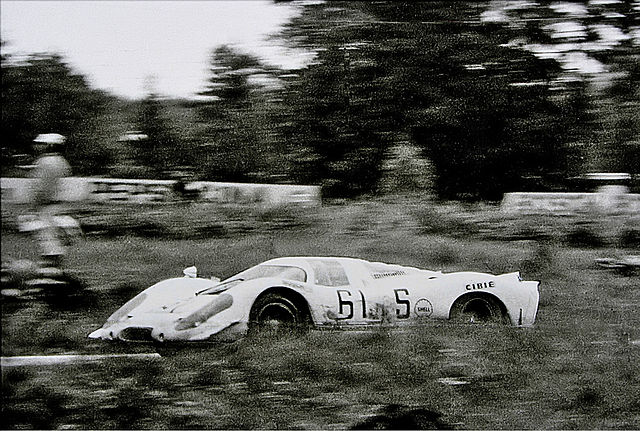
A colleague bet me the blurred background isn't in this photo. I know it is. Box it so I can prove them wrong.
[2,0,638,199]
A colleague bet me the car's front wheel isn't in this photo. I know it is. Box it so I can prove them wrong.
[249,293,309,334]
[449,294,506,324]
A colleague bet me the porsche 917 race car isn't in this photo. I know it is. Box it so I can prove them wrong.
[88,257,540,343]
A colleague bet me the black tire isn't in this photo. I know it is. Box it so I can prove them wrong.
[249,293,309,334]
[449,294,506,324]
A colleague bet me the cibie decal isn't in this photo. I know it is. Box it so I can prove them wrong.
[465,281,495,290]
[414,298,433,317]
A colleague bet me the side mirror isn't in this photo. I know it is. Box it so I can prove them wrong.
[183,266,197,278]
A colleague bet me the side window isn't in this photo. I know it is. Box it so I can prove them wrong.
[309,259,350,287]
[279,267,307,282]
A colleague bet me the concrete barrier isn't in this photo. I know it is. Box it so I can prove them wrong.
[192,181,320,206]
[88,178,175,203]
[1,177,321,207]
[502,189,640,215]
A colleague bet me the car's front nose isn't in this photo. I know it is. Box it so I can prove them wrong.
[88,313,169,342]
[88,292,237,342]
[89,326,156,342]
[88,328,105,339]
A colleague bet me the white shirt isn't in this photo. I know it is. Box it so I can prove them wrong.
[31,153,72,205]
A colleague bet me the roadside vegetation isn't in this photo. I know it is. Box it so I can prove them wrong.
[2,199,639,429]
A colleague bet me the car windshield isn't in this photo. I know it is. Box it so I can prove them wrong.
[197,265,306,295]
[197,278,244,295]
[231,264,307,283]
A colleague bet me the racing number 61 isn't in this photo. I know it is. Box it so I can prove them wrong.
[336,290,368,319]
[337,289,353,319]
[337,288,411,320]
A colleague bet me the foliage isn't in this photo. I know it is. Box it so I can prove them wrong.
[1,1,639,200]
[275,2,579,199]
[278,4,404,197]
[275,1,640,199]
[132,90,187,177]
[481,0,640,177]
[1,52,115,175]
[195,46,269,182]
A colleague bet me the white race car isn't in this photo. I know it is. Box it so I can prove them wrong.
[89,257,540,343]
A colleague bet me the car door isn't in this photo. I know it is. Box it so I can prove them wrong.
[356,263,438,325]
[307,259,369,325]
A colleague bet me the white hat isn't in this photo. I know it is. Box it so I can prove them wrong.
[34,133,66,145]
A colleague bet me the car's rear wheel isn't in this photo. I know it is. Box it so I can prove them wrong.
[449,294,506,324]
[249,293,309,334]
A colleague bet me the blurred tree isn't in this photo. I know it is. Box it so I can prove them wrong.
[481,0,640,178]
[132,84,185,178]
[1,50,114,176]
[379,140,434,194]
[407,19,573,199]
[5,0,636,196]
[278,2,576,199]
[278,4,403,197]
[608,58,640,176]
[195,45,265,182]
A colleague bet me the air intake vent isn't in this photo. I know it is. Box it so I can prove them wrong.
[119,327,153,342]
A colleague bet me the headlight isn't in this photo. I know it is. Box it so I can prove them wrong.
[175,293,233,331]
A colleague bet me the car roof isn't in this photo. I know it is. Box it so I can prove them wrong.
[263,256,366,266]
[261,256,443,279]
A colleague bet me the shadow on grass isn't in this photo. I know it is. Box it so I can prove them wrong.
[351,404,454,430]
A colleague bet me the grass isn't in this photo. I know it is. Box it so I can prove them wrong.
[2,199,639,429]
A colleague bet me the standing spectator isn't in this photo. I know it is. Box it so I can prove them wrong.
[30,133,72,270]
